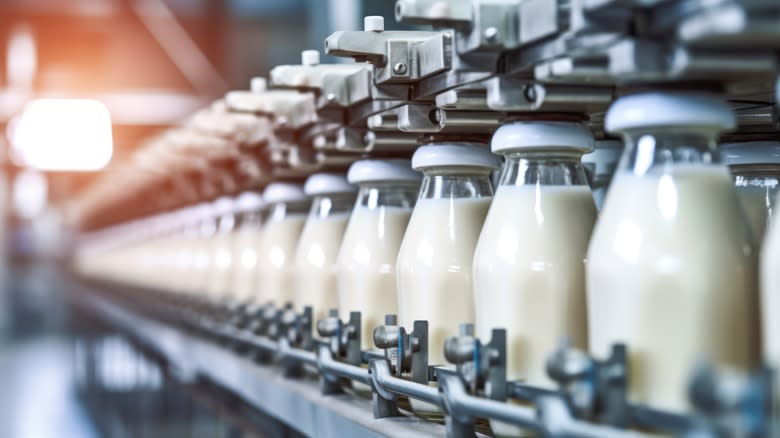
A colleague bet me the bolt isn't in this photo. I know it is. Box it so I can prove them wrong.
[483,27,498,43]
[250,77,267,92]
[301,49,320,66]
[363,131,375,147]
[364,15,384,32]
[393,62,408,75]
[429,109,442,124]
[524,84,537,102]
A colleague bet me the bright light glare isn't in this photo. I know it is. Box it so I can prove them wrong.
[11,99,113,171]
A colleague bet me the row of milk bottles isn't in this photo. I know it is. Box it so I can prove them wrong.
[75,91,780,423]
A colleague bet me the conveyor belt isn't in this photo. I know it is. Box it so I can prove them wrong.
[72,280,449,438]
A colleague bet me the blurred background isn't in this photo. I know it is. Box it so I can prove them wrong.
[0,1,397,437]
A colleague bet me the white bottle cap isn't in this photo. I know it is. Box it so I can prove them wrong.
[263,183,307,204]
[347,159,421,184]
[582,140,623,178]
[605,92,736,134]
[195,203,216,222]
[364,16,384,32]
[411,142,501,171]
[303,173,357,196]
[491,121,594,154]
[720,141,780,166]
[301,50,320,66]
[235,191,264,213]
[212,196,235,216]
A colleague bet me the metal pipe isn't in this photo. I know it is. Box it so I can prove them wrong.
[317,346,373,385]
[371,359,445,407]
[439,374,541,431]
[277,341,318,367]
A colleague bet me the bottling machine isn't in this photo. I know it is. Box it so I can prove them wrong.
[67,1,780,437]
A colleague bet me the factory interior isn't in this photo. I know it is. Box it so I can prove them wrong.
[1,0,780,437]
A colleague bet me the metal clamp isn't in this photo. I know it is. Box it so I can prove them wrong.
[277,306,311,349]
[316,310,362,366]
[688,362,775,438]
[444,324,507,401]
[546,341,629,427]
[373,315,430,384]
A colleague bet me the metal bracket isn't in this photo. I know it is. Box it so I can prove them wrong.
[546,341,629,427]
[316,310,362,366]
[443,324,507,401]
[279,306,313,351]
[373,315,430,384]
[688,362,775,437]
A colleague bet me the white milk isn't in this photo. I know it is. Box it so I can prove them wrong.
[294,214,350,323]
[231,227,263,304]
[207,232,236,301]
[587,165,759,413]
[337,206,412,350]
[473,185,596,387]
[397,197,492,366]
[255,215,306,308]
[192,221,217,298]
[761,194,780,425]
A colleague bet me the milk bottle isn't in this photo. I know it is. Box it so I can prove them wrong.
[186,203,218,299]
[473,121,596,437]
[582,139,621,210]
[721,141,780,245]
[171,206,205,295]
[206,197,238,302]
[397,142,499,415]
[231,191,265,306]
[337,159,420,350]
[587,92,759,413]
[170,206,201,294]
[255,183,308,309]
[762,203,780,430]
[294,173,356,324]
[474,121,596,382]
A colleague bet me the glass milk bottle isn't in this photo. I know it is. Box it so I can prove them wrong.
[587,92,759,413]
[294,174,356,323]
[190,203,218,302]
[582,139,621,210]
[337,159,420,350]
[255,183,308,310]
[177,205,211,296]
[474,121,596,384]
[721,141,780,245]
[206,197,238,303]
[397,143,500,364]
[757,144,780,427]
[230,191,265,307]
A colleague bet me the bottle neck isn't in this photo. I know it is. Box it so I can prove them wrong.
[199,218,217,238]
[217,213,236,233]
[356,183,418,209]
[237,209,264,230]
[267,201,309,223]
[309,193,355,219]
[620,131,721,176]
[418,169,494,200]
[498,151,589,187]
[730,165,780,193]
